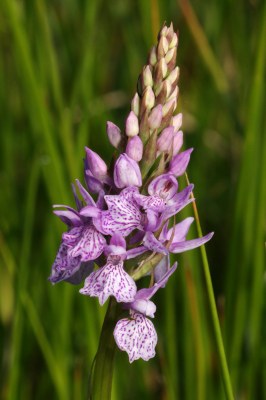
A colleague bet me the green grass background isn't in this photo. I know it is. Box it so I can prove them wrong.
[0,0,265,399]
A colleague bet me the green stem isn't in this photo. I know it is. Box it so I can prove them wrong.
[89,299,119,400]
[186,174,234,400]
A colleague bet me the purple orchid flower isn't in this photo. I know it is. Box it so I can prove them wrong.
[81,187,144,237]
[79,233,137,305]
[114,262,177,362]
[49,181,106,284]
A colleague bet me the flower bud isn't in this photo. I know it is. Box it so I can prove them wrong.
[157,36,169,58]
[154,58,168,81]
[173,131,183,156]
[169,148,193,177]
[149,46,157,66]
[166,23,175,43]
[163,98,177,117]
[156,80,171,104]
[106,121,121,148]
[165,47,176,64]
[130,299,156,318]
[114,154,142,188]
[85,147,107,180]
[148,104,163,129]
[169,32,178,49]
[167,66,180,85]
[125,111,139,137]
[159,25,168,37]
[142,86,155,110]
[168,86,179,102]
[131,93,140,116]
[166,47,177,71]
[126,136,143,162]
[157,126,174,152]
[142,66,153,87]
[171,113,182,132]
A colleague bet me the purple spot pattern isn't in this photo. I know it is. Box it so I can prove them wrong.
[80,262,137,305]
[134,194,165,212]
[95,193,142,237]
[49,243,81,283]
[65,225,106,262]
[114,311,157,363]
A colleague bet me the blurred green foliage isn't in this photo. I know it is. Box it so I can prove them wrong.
[0,0,265,399]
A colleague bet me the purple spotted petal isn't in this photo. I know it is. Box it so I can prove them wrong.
[114,311,158,363]
[93,211,140,237]
[143,232,168,255]
[49,243,81,284]
[65,261,94,284]
[170,232,214,253]
[133,194,165,212]
[63,226,84,246]
[80,262,137,305]
[67,226,106,262]
[94,193,142,236]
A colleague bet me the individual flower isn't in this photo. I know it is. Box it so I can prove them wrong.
[49,181,106,284]
[114,262,177,362]
[80,233,137,305]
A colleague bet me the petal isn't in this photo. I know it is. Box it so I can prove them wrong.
[105,194,142,223]
[143,232,168,255]
[114,312,158,363]
[170,232,214,253]
[65,261,94,284]
[164,217,194,243]
[126,246,147,259]
[75,179,96,206]
[169,148,193,177]
[133,194,165,212]
[114,154,142,188]
[53,209,82,226]
[49,243,81,284]
[153,255,170,283]
[134,262,178,300]
[93,211,140,237]
[67,226,106,261]
[80,262,137,305]
[161,184,194,221]
[148,173,178,201]
[62,226,84,246]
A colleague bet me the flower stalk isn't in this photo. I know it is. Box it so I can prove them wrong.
[88,299,119,400]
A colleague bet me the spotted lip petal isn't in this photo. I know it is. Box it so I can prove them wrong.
[65,225,106,262]
[80,262,137,305]
[93,191,143,237]
[49,243,81,284]
[114,311,158,363]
